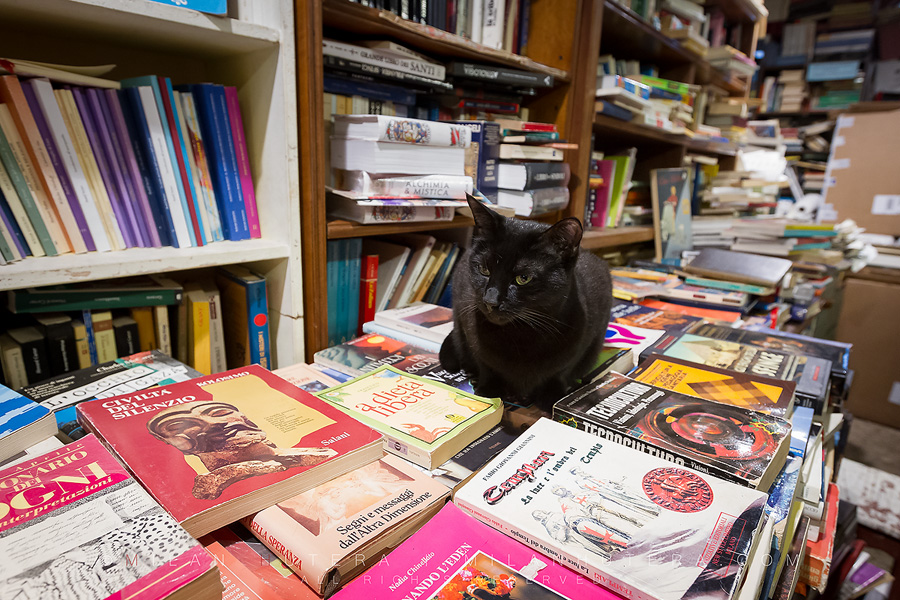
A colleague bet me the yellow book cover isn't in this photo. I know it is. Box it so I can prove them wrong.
[130,306,158,352]
[187,286,211,375]
[631,353,795,418]
[92,310,117,362]
[153,305,172,357]
[72,318,91,368]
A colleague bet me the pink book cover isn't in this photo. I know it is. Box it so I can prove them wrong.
[0,434,219,599]
[224,86,261,238]
[333,502,625,600]
[591,160,616,229]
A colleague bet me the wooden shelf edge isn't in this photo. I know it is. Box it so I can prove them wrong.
[322,0,569,82]
[594,114,737,155]
[0,239,291,291]
[581,226,655,249]
[327,215,475,239]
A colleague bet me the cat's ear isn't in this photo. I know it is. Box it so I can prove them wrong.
[466,194,500,236]
[543,217,583,259]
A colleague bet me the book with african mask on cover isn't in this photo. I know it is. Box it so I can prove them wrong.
[75,365,383,537]
[454,418,767,600]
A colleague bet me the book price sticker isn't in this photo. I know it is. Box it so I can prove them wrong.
[871,195,900,216]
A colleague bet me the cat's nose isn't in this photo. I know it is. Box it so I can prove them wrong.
[483,287,500,310]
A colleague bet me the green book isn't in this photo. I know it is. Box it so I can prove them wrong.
[7,275,184,313]
[0,108,57,256]
[316,365,503,469]
[683,275,775,295]
[605,150,636,228]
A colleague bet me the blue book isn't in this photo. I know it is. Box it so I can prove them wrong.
[789,406,814,458]
[81,309,99,365]
[452,120,500,202]
[0,383,56,460]
[323,74,416,106]
[326,240,341,347]
[117,88,177,247]
[758,455,803,600]
[215,266,270,369]
[595,99,634,121]
[0,186,28,257]
[345,238,363,344]
[121,76,198,246]
[183,83,249,241]
[437,278,454,308]
[145,0,226,14]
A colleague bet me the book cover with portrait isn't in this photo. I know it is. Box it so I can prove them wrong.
[242,454,449,595]
[454,418,767,600]
[76,364,383,537]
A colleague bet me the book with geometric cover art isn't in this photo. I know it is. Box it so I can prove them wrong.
[76,364,383,538]
[0,435,222,600]
[642,331,832,414]
[242,454,450,596]
[454,418,767,600]
[313,332,474,393]
[629,353,796,419]
[316,365,503,469]
[553,372,792,490]
[332,503,618,600]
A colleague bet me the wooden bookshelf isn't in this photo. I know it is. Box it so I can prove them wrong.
[582,226,655,249]
[327,216,475,239]
[592,115,738,154]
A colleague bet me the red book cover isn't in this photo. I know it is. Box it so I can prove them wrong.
[0,435,220,599]
[156,76,204,245]
[639,298,743,323]
[76,364,384,537]
[358,253,379,336]
[801,482,840,592]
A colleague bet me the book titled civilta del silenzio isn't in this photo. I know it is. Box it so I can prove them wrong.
[454,418,768,600]
[76,365,383,537]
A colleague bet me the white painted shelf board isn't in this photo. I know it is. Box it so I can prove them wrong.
[0,239,291,291]
[0,0,280,56]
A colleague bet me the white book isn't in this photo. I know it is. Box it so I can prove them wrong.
[136,86,192,248]
[387,233,436,309]
[481,0,506,50]
[335,171,473,198]
[322,39,446,81]
[373,302,454,346]
[28,79,112,252]
[325,192,456,225]
[498,144,563,161]
[362,238,412,312]
[470,0,484,44]
[357,41,440,64]
[454,418,767,600]
[333,114,471,147]
[496,186,570,217]
[331,139,466,175]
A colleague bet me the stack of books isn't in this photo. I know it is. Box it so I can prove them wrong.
[585,148,638,230]
[495,118,570,217]
[659,0,710,56]
[707,45,759,79]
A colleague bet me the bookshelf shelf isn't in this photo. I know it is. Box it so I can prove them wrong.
[593,114,737,155]
[0,240,291,292]
[581,226,655,249]
[321,0,569,82]
[327,216,476,239]
[705,0,767,24]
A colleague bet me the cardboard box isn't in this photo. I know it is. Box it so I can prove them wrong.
[822,109,900,236]
[836,275,900,429]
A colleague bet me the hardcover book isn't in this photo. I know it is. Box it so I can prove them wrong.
[454,418,767,600]
[642,331,831,412]
[0,435,222,600]
[76,364,384,537]
[332,503,613,599]
[316,365,502,469]
[553,372,792,490]
[7,274,183,313]
[683,248,792,288]
[0,382,56,462]
[373,301,454,346]
[333,114,470,147]
[650,168,693,264]
[610,300,702,332]
[243,454,450,595]
[629,354,796,418]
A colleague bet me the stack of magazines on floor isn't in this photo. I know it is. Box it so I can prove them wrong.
[1,251,871,600]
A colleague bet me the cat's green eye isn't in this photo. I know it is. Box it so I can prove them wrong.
[515,274,533,285]
[479,265,490,276]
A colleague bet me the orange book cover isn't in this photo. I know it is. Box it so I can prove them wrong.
[76,364,384,538]
[639,298,743,322]
[800,483,840,592]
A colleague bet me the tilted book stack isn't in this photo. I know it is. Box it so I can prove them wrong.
[495,118,570,217]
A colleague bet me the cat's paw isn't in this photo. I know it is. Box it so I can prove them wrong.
[439,334,462,373]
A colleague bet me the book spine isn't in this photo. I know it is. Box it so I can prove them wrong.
[9,288,182,313]
[0,198,18,260]
[190,292,212,375]
[92,312,117,362]
[71,319,91,369]
[207,285,227,374]
[80,310,98,366]
[153,305,172,357]
[69,87,137,248]
[323,39,446,81]
[362,321,442,353]
[0,131,46,256]
[348,173,472,198]
[118,88,178,247]
[180,92,224,242]
[358,254,379,336]
[54,89,126,251]
[456,120,499,202]
[481,0,505,49]
[157,77,205,246]
[40,320,77,376]
[0,105,59,256]
[335,205,455,224]
[114,319,139,356]
[129,306,158,352]
[0,76,77,254]
[498,144,562,160]
[171,91,214,244]
[323,55,454,92]
[224,86,261,239]
[458,98,519,114]
[522,162,571,189]
[21,81,96,251]
[0,337,28,389]
[323,73,418,107]
[245,276,270,369]
[326,240,340,347]
[335,115,470,148]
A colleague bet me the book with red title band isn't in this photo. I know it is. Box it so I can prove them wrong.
[76,364,383,537]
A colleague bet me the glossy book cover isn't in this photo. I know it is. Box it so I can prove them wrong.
[630,354,796,419]
[0,435,218,599]
[454,418,767,600]
[317,365,502,468]
[76,365,382,536]
[553,372,792,489]
[332,502,621,600]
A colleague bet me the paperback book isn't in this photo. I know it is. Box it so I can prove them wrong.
[316,365,503,469]
[428,424,518,489]
[454,418,767,600]
[610,300,702,332]
[553,372,792,489]
[629,353,796,418]
[372,301,454,346]
[76,364,383,537]
[0,382,56,462]
[0,435,222,600]
[243,454,450,596]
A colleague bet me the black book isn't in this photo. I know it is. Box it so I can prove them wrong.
[6,326,49,385]
[32,313,77,377]
[497,161,571,190]
[112,315,140,357]
[446,61,555,88]
[323,54,454,92]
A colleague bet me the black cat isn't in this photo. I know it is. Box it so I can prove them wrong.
[440,196,613,407]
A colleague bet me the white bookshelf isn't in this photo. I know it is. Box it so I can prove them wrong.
[0,0,304,367]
